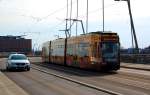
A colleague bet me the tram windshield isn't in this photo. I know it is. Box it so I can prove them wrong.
[102,42,119,60]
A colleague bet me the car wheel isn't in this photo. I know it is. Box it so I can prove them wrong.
[6,66,8,70]
[6,66,10,71]
[26,67,30,71]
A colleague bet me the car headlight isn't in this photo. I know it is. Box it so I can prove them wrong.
[27,63,30,65]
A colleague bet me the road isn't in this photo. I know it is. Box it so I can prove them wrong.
[32,62,150,95]
[0,58,150,95]
[0,58,109,95]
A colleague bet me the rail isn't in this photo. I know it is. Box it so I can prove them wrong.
[120,54,150,63]
[31,64,122,95]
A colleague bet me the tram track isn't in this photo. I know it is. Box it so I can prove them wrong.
[31,63,150,95]
[31,64,121,95]
[32,62,150,80]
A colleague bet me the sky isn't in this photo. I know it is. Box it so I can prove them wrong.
[0,0,150,50]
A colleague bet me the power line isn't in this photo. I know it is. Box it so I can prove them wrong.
[21,1,77,23]
[69,0,73,37]
[77,2,118,20]
[76,0,79,36]
[65,0,69,38]
[102,0,104,32]
[86,0,89,33]
[48,20,66,31]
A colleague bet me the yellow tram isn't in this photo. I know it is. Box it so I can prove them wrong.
[42,31,120,71]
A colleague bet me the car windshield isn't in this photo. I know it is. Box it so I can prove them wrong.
[10,55,27,60]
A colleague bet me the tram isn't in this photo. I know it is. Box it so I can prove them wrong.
[42,31,120,71]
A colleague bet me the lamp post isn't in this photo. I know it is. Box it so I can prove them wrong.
[114,0,139,53]
[102,0,104,33]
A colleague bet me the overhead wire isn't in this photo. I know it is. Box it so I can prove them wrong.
[65,0,69,37]
[86,0,89,33]
[48,20,66,31]
[48,1,118,35]
[69,0,73,37]
[21,1,77,23]
[102,0,104,32]
[42,1,76,20]
[49,1,119,36]
[76,0,78,36]
[78,2,118,20]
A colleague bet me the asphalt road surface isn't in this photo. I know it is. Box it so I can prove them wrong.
[0,58,109,95]
[0,58,150,95]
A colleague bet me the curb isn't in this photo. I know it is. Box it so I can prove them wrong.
[121,66,150,71]
[0,71,29,95]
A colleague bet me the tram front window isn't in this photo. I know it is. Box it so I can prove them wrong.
[102,42,119,62]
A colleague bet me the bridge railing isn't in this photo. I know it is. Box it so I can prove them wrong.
[120,54,150,64]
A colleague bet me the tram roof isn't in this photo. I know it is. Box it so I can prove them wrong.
[85,31,117,35]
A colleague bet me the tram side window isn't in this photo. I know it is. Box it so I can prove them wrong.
[67,44,73,56]
[78,42,89,57]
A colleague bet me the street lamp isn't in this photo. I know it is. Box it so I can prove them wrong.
[114,0,139,53]
[102,0,104,33]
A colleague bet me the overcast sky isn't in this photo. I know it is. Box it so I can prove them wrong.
[0,0,150,49]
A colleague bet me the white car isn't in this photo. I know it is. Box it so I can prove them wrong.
[6,54,31,71]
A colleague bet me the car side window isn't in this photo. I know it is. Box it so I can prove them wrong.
[8,56,12,60]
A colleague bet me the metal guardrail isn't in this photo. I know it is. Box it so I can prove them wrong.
[120,54,150,64]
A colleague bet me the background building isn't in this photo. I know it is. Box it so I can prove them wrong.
[0,36,32,55]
